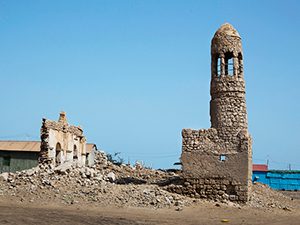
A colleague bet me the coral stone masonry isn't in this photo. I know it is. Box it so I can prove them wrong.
[39,112,87,166]
[180,23,252,202]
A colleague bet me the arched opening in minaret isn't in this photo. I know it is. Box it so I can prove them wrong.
[217,57,221,77]
[225,52,234,76]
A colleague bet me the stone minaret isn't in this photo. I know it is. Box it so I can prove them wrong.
[180,23,252,202]
[210,23,248,151]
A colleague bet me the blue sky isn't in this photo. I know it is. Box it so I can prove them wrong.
[0,0,299,169]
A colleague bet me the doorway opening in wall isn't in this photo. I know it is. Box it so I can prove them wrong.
[55,143,62,165]
[73,145,78,160]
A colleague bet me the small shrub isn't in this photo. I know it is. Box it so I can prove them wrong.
[107,152,124,166]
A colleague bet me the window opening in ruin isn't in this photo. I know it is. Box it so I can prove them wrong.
[55,143,62,165]
[3,156,11,166]
[220,155,226,162]
[73,145,78,160]
[225,52,234,76]
[217,57,221,77]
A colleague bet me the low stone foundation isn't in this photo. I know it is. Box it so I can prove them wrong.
[167,177,249,202]
[180,127,252,202]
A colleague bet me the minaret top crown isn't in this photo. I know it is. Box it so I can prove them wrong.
[211,23,242,56]
[213,23,240,39]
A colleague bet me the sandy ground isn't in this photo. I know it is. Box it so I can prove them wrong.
[0,199,299,225]
[1,161,299,225]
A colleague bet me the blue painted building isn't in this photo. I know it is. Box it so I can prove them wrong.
[252,164,300,191]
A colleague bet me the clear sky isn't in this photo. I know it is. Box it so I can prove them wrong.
[0,0,299,169]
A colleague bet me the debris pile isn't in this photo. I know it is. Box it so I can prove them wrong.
[248,182,296,210]
[0,150,298,211]
[0,151,190,209]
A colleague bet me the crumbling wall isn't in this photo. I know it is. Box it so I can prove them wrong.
[39,112,87,166]
[180,128,252,202]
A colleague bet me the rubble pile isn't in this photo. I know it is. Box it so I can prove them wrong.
[93,151,180,185]
[0,150,298,211]
[248,182,296,210]
[0,151,191,209]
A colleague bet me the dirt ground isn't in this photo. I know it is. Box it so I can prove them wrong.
[281,191,300,200]
[0,199,299,225]
[1,159,299,225]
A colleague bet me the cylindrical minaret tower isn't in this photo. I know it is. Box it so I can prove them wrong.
[210,23,248,143]
[181,23,252,202]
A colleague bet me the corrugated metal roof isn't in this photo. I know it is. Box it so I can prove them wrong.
[268,170,300,174]
[0,141,96,153]
[253,164,268,172]
[0,141,41,152]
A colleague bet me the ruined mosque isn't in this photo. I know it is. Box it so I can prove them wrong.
[180,23,252,202]
[0,23,253,202]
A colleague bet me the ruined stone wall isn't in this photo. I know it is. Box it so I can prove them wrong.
[181,128,252,202]
[180,24,252,202]
[39,112,87,166]
[39,119,50,164]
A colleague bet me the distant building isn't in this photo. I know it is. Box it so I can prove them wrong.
[0,141,40,173]
[253,164,268,172]
[0,141,96,173]
[253,164,300,191]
